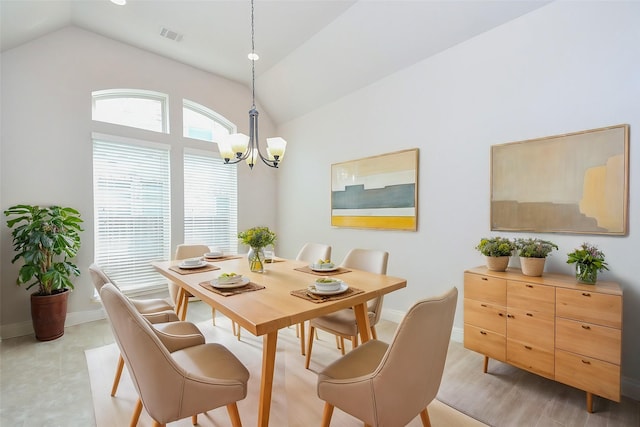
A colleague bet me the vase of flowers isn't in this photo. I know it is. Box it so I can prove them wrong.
[475,237,515,272]
[566,243,608,284]
[238,226,276,273]
[514,238,558,277]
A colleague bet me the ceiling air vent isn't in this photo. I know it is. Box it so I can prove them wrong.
[159,27,183,42]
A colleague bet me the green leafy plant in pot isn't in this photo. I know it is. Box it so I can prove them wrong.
[4,204,83,341]
[475,237,515,271]
[514,238,558,277]
[566,242,608,284]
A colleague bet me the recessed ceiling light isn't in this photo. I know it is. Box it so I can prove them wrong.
[110,0,127,5]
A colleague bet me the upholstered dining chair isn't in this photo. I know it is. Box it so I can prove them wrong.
[172,244,241,339]
[305,248,389,369]
[89,263,178,397]
[295,242,333,355]
[317,287,458,427]
[100,283,250,427]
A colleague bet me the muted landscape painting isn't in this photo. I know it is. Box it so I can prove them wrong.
[331,149,418,231]
[491,124,629,235]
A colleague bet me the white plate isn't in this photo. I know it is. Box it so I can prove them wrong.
[309,264,339,272]
[307,282,349,295]
[211,277,250,289]
[203,255,224,260]
[178,261,208,269]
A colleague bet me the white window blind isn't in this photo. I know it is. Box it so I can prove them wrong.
[93,138,171,292]
[184,151,238,254]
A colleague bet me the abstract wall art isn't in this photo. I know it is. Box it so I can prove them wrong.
[331,148,419,231]
[491,124,629,235]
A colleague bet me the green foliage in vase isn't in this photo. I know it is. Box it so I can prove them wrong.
[5,204,83,296]
[475,237,515,257]
[514,238,558,258]
[566,242,609,272]
[238,226,276,249]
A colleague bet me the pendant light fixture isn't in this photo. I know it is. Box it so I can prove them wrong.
[218,0,287,169]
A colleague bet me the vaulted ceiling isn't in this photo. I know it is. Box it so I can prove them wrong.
[1,0,550,124]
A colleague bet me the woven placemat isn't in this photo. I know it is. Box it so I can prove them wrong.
[294,266,351,276]
[169,264,220,275]
[199,281,265,297]
[290,286,363,303]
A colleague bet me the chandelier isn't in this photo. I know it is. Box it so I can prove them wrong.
[218,0,287,169]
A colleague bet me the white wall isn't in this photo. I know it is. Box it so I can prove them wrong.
[276,2,640,398]
[0,27,279,337]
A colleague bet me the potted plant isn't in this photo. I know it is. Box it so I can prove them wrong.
[4,204,83,341]
[238,226,276,273]
[566,242,608,284]
[475,237,515,271]
[514,237,558,277]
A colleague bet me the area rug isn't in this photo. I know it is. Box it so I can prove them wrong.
[86,317,487,426]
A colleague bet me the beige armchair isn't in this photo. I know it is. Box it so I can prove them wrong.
[172,244,241,338]
[100,283,250,427]
[317,287,458,427]
[295,242,332,355]
[305,248,389,369]
[89,263,178,396]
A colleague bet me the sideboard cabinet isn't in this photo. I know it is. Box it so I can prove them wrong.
[463,266,622,412]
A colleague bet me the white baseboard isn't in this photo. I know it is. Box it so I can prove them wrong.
[0,308,106,340]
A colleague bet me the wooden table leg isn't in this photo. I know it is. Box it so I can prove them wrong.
[586,392,594,413]
[299,322,306,356]
[353,303,372,344]
[258,331,278,427]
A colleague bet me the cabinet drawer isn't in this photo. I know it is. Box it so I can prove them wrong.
[507,280,554,313]
[465,273,506,306]
[555,350,620,402]
[507,339,554,380]
[506,307,554,349]
[555,318,621,364]
[556,288,622,328]
[464,299,505,334]
[464,324,505,362]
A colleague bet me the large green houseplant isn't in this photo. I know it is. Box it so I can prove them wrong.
[4,204,83,340]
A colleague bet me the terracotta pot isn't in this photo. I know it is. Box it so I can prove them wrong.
[485,256,509,272]
[520,257,546,277]
[30,289,69,341]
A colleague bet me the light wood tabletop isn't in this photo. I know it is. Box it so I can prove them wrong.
[152,256,406,427]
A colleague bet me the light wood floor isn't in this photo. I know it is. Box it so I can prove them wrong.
[1,300,638,426]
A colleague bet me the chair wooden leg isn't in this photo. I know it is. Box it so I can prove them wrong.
[151,422,164,427]
[419,408,431,427]
[299,321,306,355]
[340,337,346,355]
[191,414,197,425]
[211,308,216,326]
[335,335,341,350]
[370,325,378,340]
[237,324,241,341]
[321,403,334,427]
[111,354,125,396]
[227,402,242,427]
[351,336,358,350]
[130,398,143,427]
[296,323,300,338]
[305,325,316,369]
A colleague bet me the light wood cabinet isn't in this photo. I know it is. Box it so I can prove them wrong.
[464,266,622,412]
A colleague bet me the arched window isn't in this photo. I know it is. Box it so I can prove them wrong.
[92,89,169,133]
[183,99,234,142]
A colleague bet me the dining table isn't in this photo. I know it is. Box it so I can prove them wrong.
[152,255,407,427]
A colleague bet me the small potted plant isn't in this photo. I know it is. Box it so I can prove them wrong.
[238,226,276,273]
[514,238,558,277]
[566,242,608,284]
[4,204,83,341]
[475,237,515,271]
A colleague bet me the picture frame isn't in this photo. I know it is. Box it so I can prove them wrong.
[491,124,629,235]
[331,148,419,231]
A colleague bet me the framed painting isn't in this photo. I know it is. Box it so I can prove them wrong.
[491,124,629,235]
[331,148,418,231]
